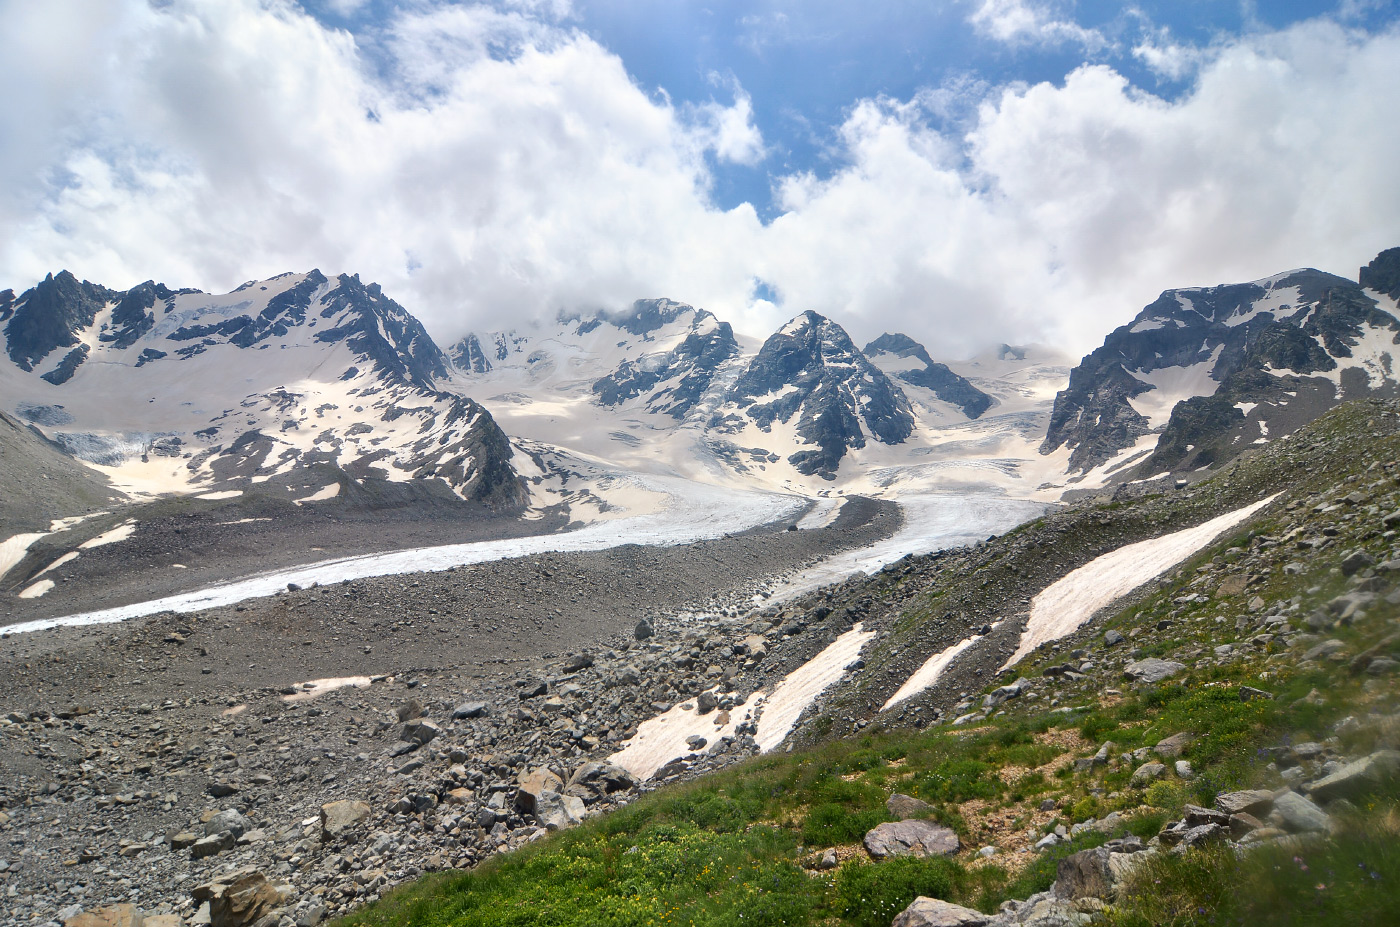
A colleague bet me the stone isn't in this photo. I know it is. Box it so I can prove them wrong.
[1182,805,1229,827]
[206,780,239,798]
[634,620,653,641]
[319,800,371,838]
[562,652,594,673]
[1174,760,1194,779]
[1271,791,1330,832]
[399,718,441,746]
[1228,812,1265,837]
[864,820,959,859]
[886,793,936,820]
[1123,658,1186,684]
[1103,630,1125,646]
[1152,732,1194,758]
[891,897,990,927]
[1341,550,1376,576]
[685,735,708,750]
[64,905,143,927]
[1130,762,1166,786]
[205,809,252,839]
[532,790,586,831]
[451,701,488,720]
[1215,789,1275,817]
[1305,750,1400,803]
[564,761,640,805]
[1175,823,1227,850]
[1054,847,1113,901]
[190,831,237,859]
[193,869,290,927]
[696,690,719,714]
[395,699,425,722]
[515,767,566,814]
[1239,686,1274,701]
[170,831,199,850]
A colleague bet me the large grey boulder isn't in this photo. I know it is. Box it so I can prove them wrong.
[319,800,371,839]
[204,810,251,839]
[399,718,441,747]
[1271,791,1331,833]
[564,761,640,805]
[864,820,959,859]
[892,897,989,927]
[533,790,586,831]
[1123,659,1186,684]
[1304,750,1400,803]
[1215,789,1275,817]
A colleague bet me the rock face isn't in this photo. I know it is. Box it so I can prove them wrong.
[590,300,741,419]
[863,819,960,859]
[1043,251,1400,474]
[864,333,993,419]
[0,270,525,508]
[712,311,915,479]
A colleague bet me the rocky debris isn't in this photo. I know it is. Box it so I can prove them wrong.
[63,905,144,927]
[864,820,960,859]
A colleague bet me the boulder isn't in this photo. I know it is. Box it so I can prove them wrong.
[395,699,425,722]
[1152,732,1194,759]
[892,897,990,927]
[451,701,488,720]
[1130,762,1166,786]
[1271,791,1330,833]
[515,767,566,814]
[886,793,936,820]
[1304,750,1400,803]
[190,831,236,859]
[1123,659,1186,684]
[1054,847,1113,901]
[320,800,371,839]
[864,820,959,859]
[204,809,251,839]
[564,761,640,805]
[533,790,586,831]
[63,905,143,927]
[399,719,441,746]
[192,869,290,927]
[1215,789,1275,817]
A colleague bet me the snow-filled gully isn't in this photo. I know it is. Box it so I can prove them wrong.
[877,494,1279,713]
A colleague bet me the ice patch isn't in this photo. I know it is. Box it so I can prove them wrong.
[754,623,875,753]
[79,521,136,549]
[610,693,760,781]
[882,633,983,711]
[1000,495,1278,670]
[0,533,48,582]
[294,484,340,504]
[281,676,375,702]
[18,579,54,599]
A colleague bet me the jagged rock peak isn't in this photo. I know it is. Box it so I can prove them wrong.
[717,311,914,480]
[864,332,993,419]
[1042,249,1400,475]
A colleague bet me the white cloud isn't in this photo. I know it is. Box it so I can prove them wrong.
[967,0,1107,51]
[1,1,1398,363]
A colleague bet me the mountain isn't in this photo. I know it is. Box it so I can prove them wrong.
[863,332,994,420]
[0,270,524,509]
[1042,248,1400,476]
[708,311,914,480]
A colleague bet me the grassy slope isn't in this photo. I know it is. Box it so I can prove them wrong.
[333,400,1400,927]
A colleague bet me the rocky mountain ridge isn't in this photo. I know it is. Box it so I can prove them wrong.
[1043,248,1400,478]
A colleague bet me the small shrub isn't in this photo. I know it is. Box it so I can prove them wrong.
[834,857,961,927]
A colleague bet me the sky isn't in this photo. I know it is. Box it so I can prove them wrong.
[1,0,1398,357]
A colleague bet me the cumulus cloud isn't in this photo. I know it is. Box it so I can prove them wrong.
[1,0,1398,362]
[967,0,1107,51]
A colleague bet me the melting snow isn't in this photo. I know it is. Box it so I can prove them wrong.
[610,693,759,781]
[1000,494,1279,670]
[754,623,876,752]
[79,521,136,549]
[0,533,48,582]
[18,579,55,599]
[881,632,985,712]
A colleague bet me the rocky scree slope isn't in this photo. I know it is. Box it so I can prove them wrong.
[0,270,523,509]
[1042,247,1400,478]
